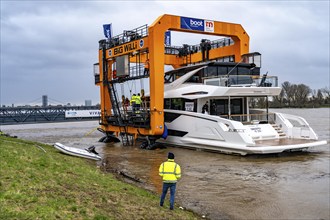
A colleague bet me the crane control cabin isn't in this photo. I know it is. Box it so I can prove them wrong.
[94,14,258,148]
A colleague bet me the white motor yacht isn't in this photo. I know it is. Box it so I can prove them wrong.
[156,60,327,155]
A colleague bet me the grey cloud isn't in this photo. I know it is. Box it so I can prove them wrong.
[1,1,329,106]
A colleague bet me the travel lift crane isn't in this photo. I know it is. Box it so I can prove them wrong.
[94,14,253,149]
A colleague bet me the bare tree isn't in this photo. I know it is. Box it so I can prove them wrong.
[317,89,324,105]
[310,89,317,107]
[270,83,328,108]
[321,87,330,104]
[282,81,292,106]
[295,84,311,107]
[282,81,301,106]
[272,89,285,107]
[290,84,298,106]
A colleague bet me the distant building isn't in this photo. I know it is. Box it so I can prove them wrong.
[85,100,92,106]
[42,95,48,107]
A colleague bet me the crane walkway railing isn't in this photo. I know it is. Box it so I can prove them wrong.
[165,38,234,56]
[105,24,148,49]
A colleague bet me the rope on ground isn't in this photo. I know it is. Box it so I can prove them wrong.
[35,145,47,153]
[83,127,98,137]
[1,139,47,153]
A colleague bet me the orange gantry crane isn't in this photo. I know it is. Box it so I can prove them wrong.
[94,14,250,148]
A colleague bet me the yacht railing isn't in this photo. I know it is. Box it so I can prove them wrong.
[274,112,318,139]
[219,113,276,124]
[203,75,278,87]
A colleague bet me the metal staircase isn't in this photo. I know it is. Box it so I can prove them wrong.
[119,127,134,146]
[107,82,122,125]
[107,82,132,145]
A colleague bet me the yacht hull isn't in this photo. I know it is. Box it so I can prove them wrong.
[158,110,327,155]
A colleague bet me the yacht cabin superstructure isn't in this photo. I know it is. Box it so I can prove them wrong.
[163,60,277,122]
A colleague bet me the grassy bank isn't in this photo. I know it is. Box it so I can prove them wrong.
[0,136,200,220]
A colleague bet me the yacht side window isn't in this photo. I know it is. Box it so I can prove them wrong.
[172,98,183,110]
[218,66,227,75]
[164,99,171,109]
[207,66,218,77]
[164,98,197,112]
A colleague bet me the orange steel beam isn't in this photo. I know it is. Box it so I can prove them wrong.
[147,14,249,135]
[98,14,250,137]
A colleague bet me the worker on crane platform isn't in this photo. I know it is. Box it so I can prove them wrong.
[135,93,142,112]
[144,59,149,75]
[130,94,136,112]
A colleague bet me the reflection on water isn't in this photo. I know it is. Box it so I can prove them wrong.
[1,108,329,220]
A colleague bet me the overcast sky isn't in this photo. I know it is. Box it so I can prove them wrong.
[1,1,329,106]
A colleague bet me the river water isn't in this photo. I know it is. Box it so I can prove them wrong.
[1,108,329,220]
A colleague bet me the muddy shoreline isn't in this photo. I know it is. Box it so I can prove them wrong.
[98,145,228,219]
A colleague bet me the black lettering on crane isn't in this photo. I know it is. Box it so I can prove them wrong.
[124,42,137,52]
[114,46,123,55]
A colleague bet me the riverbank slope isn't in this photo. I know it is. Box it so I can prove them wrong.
[0,136,200,219]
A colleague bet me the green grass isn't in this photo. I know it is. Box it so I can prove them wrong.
[0,136,201,220]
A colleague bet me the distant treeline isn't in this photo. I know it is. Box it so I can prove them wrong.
[252,81,330,108]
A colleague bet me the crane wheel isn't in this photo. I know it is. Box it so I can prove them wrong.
[140,141,148,149]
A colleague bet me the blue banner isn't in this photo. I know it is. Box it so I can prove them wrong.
[180,16,204,31]
[103,24,112,39]
[164,31,171,46]
[161,124,168,139]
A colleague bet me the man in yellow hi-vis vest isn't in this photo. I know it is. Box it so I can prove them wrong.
[159,152,181,210]
[130,94,136,112]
